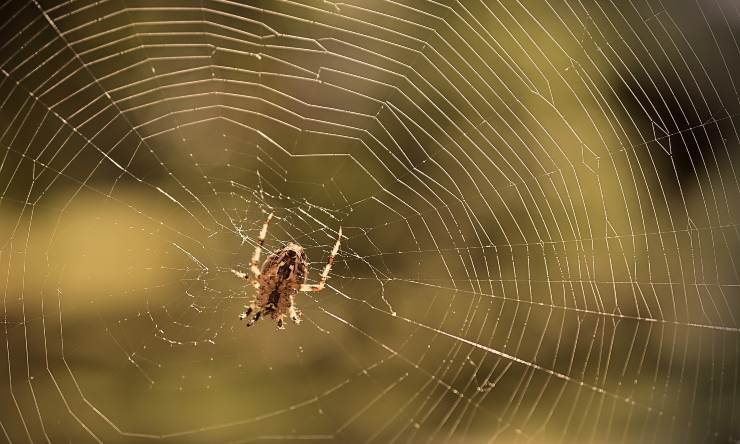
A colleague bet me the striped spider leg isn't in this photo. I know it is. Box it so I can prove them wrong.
[299,227,342,293]
[232,212,273,321]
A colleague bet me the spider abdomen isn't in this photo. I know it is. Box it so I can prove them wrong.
[255,245,308,319]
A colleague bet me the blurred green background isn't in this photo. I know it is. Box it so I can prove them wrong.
[0,0,738,442]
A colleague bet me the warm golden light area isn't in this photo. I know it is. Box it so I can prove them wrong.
[0,1,738,443]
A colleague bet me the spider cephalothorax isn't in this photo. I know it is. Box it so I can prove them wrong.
[232,213,341,329]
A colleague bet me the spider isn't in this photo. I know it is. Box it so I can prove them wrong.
[232,213,341,330]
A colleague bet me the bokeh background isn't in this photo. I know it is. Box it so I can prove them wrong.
[0,0,739,442]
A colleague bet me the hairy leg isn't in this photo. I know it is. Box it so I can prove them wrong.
[249,212,273,285]
[300,227,342,292]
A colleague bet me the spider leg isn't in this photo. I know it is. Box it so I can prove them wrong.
[249,212,273,284]
[238,301,258,320]
[231,269,247,279]
[231,268,260,289]
[288,295,302,324]
[246,309,262,327]
[300,227,341,292]
[231,269,259,290]
[276,315,286,330]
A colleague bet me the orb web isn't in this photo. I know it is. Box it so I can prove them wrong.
[0,0,738,442]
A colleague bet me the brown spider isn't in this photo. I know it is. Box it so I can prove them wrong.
[232,213,341,329]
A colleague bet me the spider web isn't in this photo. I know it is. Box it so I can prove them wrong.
[0,0,739,442]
